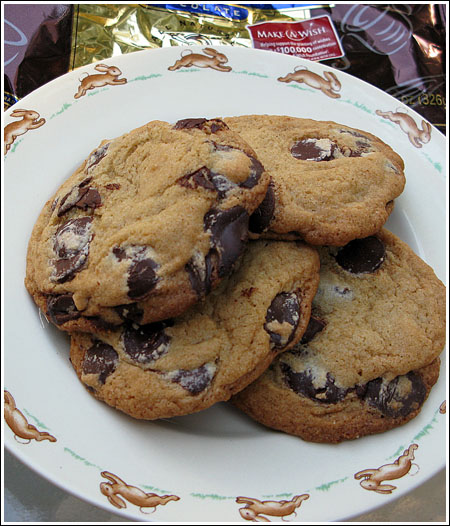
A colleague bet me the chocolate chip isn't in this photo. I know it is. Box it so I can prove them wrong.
[128,258,159,300]
[105,183,121,190]
[112,246,127,261]
[240,155,265,189]
[185,253,215,298]
[291,138,338,161]
[58,183,101,216]
[86,143,110,171]
[112,245,160,300]
[75,187,101,210]
[281,362,349,403]
[348,140,373,157]
[186,207,249,297]
[249,181,275,234]
[178,166,234,198]
[335,236,386,274]
[204,206,249,279]
[173,118,208,130]
[211,142,264,189]
[210,120,228,133]
[46,293,80,325]
[79,177,93,187]
[82,340,118,384]
[169,364,215,395]
[360,372,427,418]
[178,167,217,192]
[52,217,93,282]
[122,321,172,364]
[301,316,326,344]
[264,292,301,349]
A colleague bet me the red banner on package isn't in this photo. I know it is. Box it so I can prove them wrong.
[247,15,344,61]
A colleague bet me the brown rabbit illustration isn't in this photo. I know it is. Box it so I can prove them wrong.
[278,67,341,98]
[168,47,232,72]
[74,64,127,99]
[439,400,446,414]
[4,390,56,443]
[4,109,45,155]
[100,471,180,513]
[354,444,419,494]
[376,109,431,148]
[236,493,309,522]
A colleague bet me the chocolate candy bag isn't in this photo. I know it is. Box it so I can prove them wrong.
[4,3,446,134]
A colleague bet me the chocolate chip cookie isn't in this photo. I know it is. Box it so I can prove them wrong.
[69,240,320,419]
[25,118,270,331]
[232,229,446,442]
[225,115,405,246]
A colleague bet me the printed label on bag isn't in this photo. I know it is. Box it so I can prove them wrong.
[247,15,344,61]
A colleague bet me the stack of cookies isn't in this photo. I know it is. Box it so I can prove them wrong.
[25,115,446,443]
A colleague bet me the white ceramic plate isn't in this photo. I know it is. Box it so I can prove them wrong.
[3,46,447,522]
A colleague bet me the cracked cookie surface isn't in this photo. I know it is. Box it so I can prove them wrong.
[25,118,270,331]
[69,240,320,419]
[225,115,405,246]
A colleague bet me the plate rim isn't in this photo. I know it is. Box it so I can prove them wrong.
[4,43,447,523]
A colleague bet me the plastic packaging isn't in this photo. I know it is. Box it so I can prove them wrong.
[4,3,446,133]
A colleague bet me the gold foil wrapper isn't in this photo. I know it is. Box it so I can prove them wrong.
[69,3,322,69]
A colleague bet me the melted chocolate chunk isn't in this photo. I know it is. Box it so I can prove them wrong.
[291,138,338,161]
[79,177,93,187]
[112,245,160,300]
[210,119,228,133]
[86,143,110,171]
[105,183,121,190]
[122,321,172,364]
[170,365,215,395]
[240,155,265,189]
[82,340,118,384]
[348,140,373,157]
[264,292,301,349]
[178,167,217,192]
[46,293,80,325]
[178,166,234,198]
[335,236,386,274]
[128,258,159,300]
[52,216,93,282]
[205,206,249,279]
[186,207,249,297]
[211,142,264,189]
[112,246,127,261]
[301,316,326,344]
[249,181,275,234]
[173,118,208,130]
[58,184,101,216]
[281,363,349,403]
[360,372,427,418]
[185,254,215,298]
[75,187,101,209]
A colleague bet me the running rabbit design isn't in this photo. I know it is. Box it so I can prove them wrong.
[100,471,180,513]
[4,390,56,443]
[236,493,309,521]
[4,109,45,155]
[278,67,341,98]
[168,47,232,72]
[376,109,431,148]
[74,64,127,99]
[354,444,419,494]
